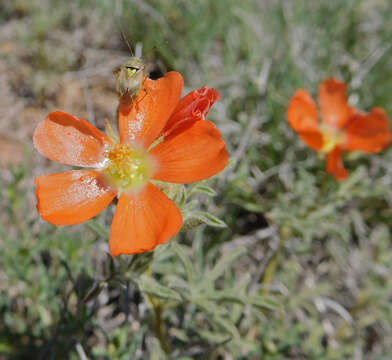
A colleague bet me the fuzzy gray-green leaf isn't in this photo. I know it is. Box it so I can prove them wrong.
[171,242,195,282]
[203,247,247,285]
[138,274,182,301]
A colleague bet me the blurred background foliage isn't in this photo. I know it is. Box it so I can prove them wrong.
[1,0,392,359]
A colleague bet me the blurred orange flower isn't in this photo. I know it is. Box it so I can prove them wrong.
[33,72,227,256]
[287,78,390,180]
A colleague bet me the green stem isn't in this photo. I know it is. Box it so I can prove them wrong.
[260,251,279,296]
[260,227,290,296]
[148,294,170,355]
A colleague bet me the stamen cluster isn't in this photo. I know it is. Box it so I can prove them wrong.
[103,144,153,191]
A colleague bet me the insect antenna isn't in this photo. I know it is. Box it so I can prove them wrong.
[120,28,134,57]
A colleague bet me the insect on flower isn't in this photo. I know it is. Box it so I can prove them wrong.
[113,57,145,104]
[287,78,390,180]
[33,71,227,256]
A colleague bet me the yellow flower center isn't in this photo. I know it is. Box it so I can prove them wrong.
[102,143,154,191]
[320,124,344,153]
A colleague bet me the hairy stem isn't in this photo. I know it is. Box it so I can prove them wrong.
[260,251,279,296]
[260,228,289,296]
[148,294,170,354]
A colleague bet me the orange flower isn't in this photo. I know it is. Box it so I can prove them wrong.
[287,78,390,180]
[33,72,228,256]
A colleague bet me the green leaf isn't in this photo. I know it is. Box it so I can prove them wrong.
[199,330,232,344]
[232,199,263,213]
[337,167,365,197]
[205,290,245,305]
[249,296,280,311]
[181,216,204,231]
[170,328,190,342]
[150,338,167,360]
[176,184,187,207]
[171,243,195,282]
[197,212,226,227]
[211,315,240,339]
[191,297,227,316]
[138,274,182,301]
[190,183,217,196]
[182,211,226,231]
[87,220,109,238]
[204,247,247,285]
[165,274,190,292]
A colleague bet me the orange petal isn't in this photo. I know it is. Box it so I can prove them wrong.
[150,120,228,183]
[118,71,183,148]
[35,170,116,225]
[298,131,324,150]
[318,78,355,129]
[33,111,110,167]
[163,86,220,135]
[326,147,348,181]
[109,182,182,256]
[343,107,390,153]
[287,89,323,150]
